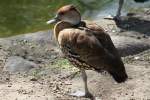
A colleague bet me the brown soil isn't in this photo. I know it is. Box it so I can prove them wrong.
[0,12,150,100]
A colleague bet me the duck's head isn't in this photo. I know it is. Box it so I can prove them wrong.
[47,5,81,25]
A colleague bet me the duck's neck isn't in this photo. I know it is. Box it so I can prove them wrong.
[54,21,73,40]
[73,21,86,28]
[54,21,86,41]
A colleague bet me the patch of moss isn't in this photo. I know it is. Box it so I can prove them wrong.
[51,58,73,69]
[122,56,135,64]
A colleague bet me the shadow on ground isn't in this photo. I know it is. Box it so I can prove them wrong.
[115,13,150,36]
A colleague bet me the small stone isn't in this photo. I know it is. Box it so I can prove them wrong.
[134,56,140,60]
[112,30,116,33]
[4,56,37,72]
[64,81,72,85]
[137,36,141,39]
[70,91,85,97]
[95,97,102,100]
[30,78,38,81]
[53,84,60,91]
[6,78,10,81]
[8,85,12,87]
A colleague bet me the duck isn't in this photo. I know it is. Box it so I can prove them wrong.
[115,0,149,19]
[47,4,128,99]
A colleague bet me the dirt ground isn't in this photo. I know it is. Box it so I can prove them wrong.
[0,51,150,100]
[0,12,150,100]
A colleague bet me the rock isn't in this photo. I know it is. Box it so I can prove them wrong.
[30,77,38,81]
[134,56,140,60]
[70,91,85,97]
[8,30,56,45]
[3,56,37,72]
[112,36,150,57]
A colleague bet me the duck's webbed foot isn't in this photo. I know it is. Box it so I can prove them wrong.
[113,15,121,21]
[84,91,94,99]
[70,91,94,100]
[69,69,94,100]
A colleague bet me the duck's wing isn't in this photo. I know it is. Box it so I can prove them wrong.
[58,27,117,70]
[58,26,127,83]
[85,22,120,57]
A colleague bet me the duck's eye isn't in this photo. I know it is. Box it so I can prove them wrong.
[59,12,64,15]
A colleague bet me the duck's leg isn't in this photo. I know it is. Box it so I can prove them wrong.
[115,0,124,19]
[80,69,94,99]
[104,0,124,20]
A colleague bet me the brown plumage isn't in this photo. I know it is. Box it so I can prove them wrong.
[56,21,127,82]
[47,5,128,99]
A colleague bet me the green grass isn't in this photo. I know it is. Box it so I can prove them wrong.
[30,58,77,78]
[51,58,73,69]
[0,0,112,37]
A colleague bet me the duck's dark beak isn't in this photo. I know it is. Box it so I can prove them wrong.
[46,15,59,24]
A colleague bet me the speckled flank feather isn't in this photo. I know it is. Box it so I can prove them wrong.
[61,45,93,70]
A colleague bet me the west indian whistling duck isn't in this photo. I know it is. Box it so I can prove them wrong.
[115,0,149,19]
[47,5,128,99]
